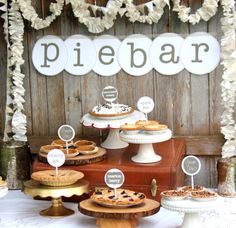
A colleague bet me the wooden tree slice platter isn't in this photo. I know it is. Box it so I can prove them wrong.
[38,147,106,165]
[79,198,160,219]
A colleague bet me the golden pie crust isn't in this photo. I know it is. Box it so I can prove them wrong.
[161,190,189,199]
[76,145,98,155]
[191,190,217,199]
[135,120,159,126]
[40,145,63,153]
[91,188,146,207]
[179,185,205,193]
[31,170,84,187]
[89,107,134,118]
[143,124,168,131]
[74,140,96,147]
[51,139,73,148]
[61,148,80,158]
[120,124,140,131]
[0,176,7,187]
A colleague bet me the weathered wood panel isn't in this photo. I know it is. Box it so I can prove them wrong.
[0,1,227,187]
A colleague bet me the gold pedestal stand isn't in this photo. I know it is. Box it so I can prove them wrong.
[23,179,89,217]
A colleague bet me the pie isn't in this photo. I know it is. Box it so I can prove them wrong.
[40,145,63,154]
[51,139,73,148]
[31,170,84,187]
[0,176,7,188]
[179,185,205,193]
[191,190,218,201]
[89,103,134,118]
[161,190,189,200]
[143,124,167,131]
[61,148,80,158]
[91,188,146,207]
[76,145,98,155]
[135,120,159,127]
[74,140,96,147]
[120,124,140,131]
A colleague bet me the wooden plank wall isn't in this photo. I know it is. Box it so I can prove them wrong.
[0,1,227,187]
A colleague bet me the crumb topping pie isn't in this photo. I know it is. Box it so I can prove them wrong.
[161,190,189,200]
[91,188,146,207]
[31,170,84,187]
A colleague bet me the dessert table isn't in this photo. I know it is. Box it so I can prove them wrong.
[0,190,236,228]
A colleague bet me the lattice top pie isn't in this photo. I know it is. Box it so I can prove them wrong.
[31,170,84,187]
[91,188,146,207]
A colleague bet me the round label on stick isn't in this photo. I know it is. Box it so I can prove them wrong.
[104,168,125,189]
[58,124,75,142]
[137,96,154,114]
[102,86,118,103]
[181,155,201,176]
[47,149,65,168]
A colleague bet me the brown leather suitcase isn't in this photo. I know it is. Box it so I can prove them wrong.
[33,138,185,201]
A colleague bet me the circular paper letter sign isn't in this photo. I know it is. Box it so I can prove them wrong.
[181,155,201,176]
[102,86,118,103]
[137,96,154,114]
[47,149,65,168]
[104,168,125,189]
[58,125,75,142]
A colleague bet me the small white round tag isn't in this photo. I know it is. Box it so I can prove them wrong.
[47,149,65,168]
[58,124,75,142]
[102,86,118,103]
[137,96,154,114]
[104,168,125,189]
[181,155,201,176]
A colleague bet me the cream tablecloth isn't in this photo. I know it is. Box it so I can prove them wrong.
[0,190,236,228]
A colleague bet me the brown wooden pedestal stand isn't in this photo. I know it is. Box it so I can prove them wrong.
[79,199,160,228]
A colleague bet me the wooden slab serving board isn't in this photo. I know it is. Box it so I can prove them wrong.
[38,147,106,165]
[79,198,160,219]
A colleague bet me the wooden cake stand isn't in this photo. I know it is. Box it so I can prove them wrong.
[38,147,106,165]
[79,199,160,228]
[23,179,89,217]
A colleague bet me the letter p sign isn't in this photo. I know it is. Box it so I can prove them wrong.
[32,35,67,76]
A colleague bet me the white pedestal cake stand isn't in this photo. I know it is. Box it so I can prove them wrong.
[81,110,145,149]
[120,129,172,163]
[161,197,222,228]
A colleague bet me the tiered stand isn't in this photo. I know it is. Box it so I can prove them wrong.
[120,129,172,163]
[23,179,89,217]
[81,110,145,149]
[161,197,222,228]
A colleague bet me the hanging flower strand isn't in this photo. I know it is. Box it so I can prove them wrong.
[124,0,168,24]
[67,0,123,34]
[220,0,236,158]
[8,0,27,141]
[16,0,65,30]
[173,0,220,25]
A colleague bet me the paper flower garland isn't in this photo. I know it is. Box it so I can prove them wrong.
[173,0,220,24]
[220,0,236,158]
[16,0,64,30]
[124,0,169,24]
[68,0,123,33]
[8,0,27,141]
